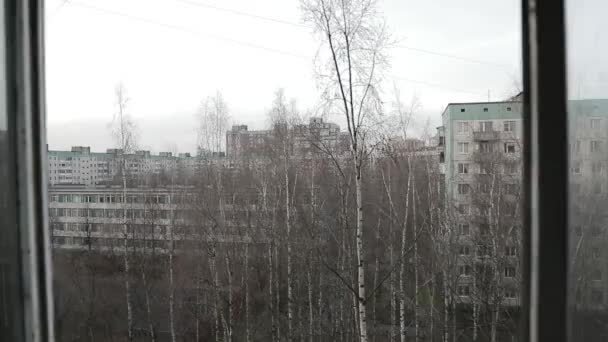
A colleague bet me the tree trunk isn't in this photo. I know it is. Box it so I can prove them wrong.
[121,169,134,341]
[244,243,251,342]
[400,159,412,342]
[225,252,234,342]
[372,220,380,342]
[443,271,449,342]
[168,226,176,342]
[355,164,368,342]
[413,184,420,342]
[285,157,294,342]
[210,244,221,342]
[308,252,314,342]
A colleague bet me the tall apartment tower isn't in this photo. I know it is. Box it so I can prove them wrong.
[438,100,523,304]
[438,97,608,309]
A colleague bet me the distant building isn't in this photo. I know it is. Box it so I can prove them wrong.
[226,117,350,159]
[48,185,252,252]
[47,147,208,186]
[438,97,608,308]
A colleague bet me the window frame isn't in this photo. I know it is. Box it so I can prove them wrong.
[0,0,578,341]
[522,0,569,340]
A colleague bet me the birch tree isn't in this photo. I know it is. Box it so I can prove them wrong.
[110,83,137,341]
[300,1,391,340]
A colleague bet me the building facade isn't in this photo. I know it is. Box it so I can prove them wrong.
[48,185,252,252]
[47,147,205,186]
[439,100,524,306]
[439,98,608,308]
[226,117,350,159]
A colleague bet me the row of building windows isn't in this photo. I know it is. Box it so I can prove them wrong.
[456,265,517,278]
[568,139,607,154]
[51,223,177,234]
[456,120,518,134]
[457,162,519,175]
[49,207,175,219]
[457,242,518,257]
[457,285,518,299]
[457,141,518,154]
[52,236,213,250]
[456,183,519,195]
[50,193,172,204]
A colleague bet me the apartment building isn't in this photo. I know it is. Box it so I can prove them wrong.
[48,185,253,252]
[47,147,205,186]
[439,98,608,308]
[568,99,608,310]
[439,99,524,306]
[226,117,350,158]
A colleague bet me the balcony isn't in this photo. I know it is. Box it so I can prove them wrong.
[473,130,500,141]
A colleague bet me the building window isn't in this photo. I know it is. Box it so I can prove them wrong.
[459,245,471,256]
[591,118,601,129]
[479,141,493,153]
[483,107,488,112]
[506,246,517,256]
[479,224,490,237]
[591,140,603,153]
[504,143,516,153]
[457,183,469,195]
[591,290,604,303]
[479,182,490,193]
[458,163,469,174]
[459,265,472,276]
[504,266,516,278]
[592,162,602,175]
[458,204,470,215]
[504,121,516,132]
[477,244,490,257]
[480,163,491,175]
[460,108,465,112]
[571,161,581,175]
[459,223,470,235]
[458,142,469,154]
[505,288,517,299]
[505,163,518,174]
[457,121,469,134]
[480,121,493,132]
[505,183,518,195]
[458,285,470,296]
[507,106,512,111]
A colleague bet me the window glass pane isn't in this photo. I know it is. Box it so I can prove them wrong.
[46,0,522,340]
[567,0,608,340]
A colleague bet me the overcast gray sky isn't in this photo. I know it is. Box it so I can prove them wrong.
[45,0,522,153]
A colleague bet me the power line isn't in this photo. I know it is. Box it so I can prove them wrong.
[395,45,512,69]
[391,76,484,96]
[64,1,488,96]
[175,0,512,70]
[68,0,310,60]
[175,0,308,29]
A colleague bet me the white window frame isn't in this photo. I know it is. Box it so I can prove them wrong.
[457,163,469,174]
[504,120,516,132]
[458,142,469,154]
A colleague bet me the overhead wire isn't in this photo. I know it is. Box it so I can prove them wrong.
[67,0,310,59]
[175,0,511,70]
[61,0,489,97]
[175,0,309,29]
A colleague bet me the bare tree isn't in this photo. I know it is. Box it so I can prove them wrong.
[198,91,230,155]
[110,83,137,341]
[300,1,391,340]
